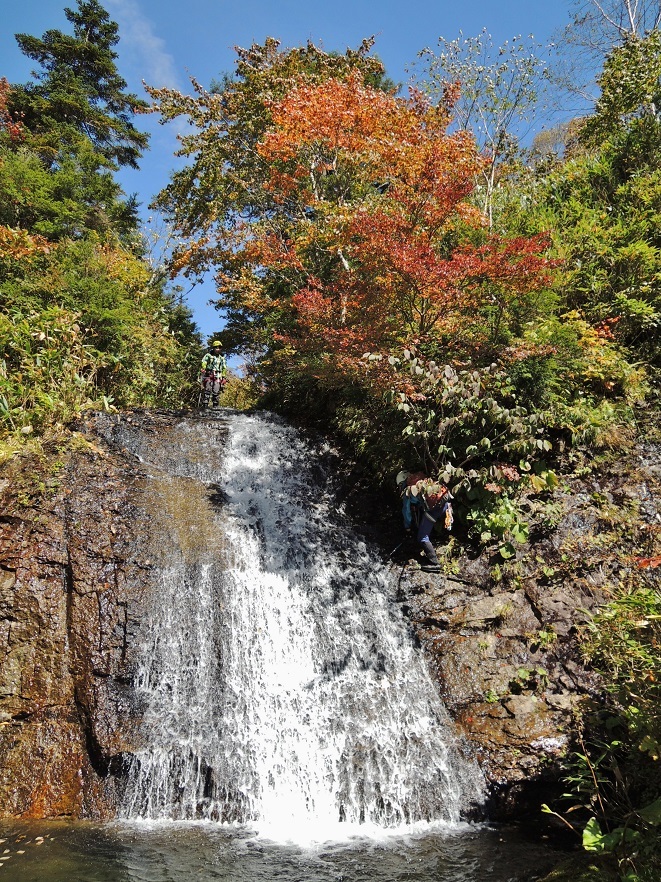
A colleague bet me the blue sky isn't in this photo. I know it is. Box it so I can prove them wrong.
[2,0,575,339]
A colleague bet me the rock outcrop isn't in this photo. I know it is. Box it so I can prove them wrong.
[389,443,659,818]
[0,410,228,818]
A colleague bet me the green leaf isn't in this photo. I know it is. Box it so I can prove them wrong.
[512,523,529,543]
[638,797,661,825]
[638,735,659,760]
[582,817,606,852]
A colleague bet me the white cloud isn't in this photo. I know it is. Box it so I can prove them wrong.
[108,0,181,90]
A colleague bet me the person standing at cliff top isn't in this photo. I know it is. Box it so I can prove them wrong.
[397,471,454,572]
[199,340,227,408]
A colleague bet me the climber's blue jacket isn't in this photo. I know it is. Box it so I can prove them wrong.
[402,493,423,530]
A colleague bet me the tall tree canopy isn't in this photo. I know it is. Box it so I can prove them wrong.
[555,0,661,102]
[10,0,149,169]
[148,40,551,393]
[1,1,199,440]
[415,31,549,226]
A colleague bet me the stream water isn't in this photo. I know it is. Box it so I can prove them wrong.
[2,411,565,880]
[0,820,562,881]
[116,411,483,832]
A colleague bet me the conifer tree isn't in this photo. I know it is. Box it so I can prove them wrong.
[11,0,149,169]
[0,2,201,436]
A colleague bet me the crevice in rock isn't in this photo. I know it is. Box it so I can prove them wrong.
[11,710,32,721]
[521,584,545,625]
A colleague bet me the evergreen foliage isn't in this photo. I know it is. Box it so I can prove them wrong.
[0,1,200,445]
[11,0,149,169]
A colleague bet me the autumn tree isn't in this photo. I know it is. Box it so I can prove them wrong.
[253,75,551,371]
[150,42,551,384]
[149,38,389,281]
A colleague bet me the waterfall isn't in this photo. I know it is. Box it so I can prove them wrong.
[118,412,484,833]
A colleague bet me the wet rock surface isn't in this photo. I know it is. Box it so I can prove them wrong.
[393,562,597,819]
[0,410,229,818]
[0,410,658,823]
[383,445,660,820]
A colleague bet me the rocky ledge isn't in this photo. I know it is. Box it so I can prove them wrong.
[387,443,660,819]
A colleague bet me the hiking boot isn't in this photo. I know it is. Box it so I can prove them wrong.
[421,562,441,573]
[420,538,440,569]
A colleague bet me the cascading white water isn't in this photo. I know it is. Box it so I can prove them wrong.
[119,412,484,833]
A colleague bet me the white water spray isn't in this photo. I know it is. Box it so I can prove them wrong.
[119,412,483,834]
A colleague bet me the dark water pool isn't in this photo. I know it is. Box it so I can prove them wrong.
[0,821,565,882]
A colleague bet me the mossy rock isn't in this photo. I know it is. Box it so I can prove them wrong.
[540,857,617,882]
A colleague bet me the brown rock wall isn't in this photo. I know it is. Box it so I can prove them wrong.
[0,424,158,818]
[392,445,659,818]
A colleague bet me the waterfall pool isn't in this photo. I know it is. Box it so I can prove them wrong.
[0,820,565,881]
[1,410,569,881]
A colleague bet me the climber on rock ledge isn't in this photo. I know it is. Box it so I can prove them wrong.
[396,471,454,572]
[199,339,228,409]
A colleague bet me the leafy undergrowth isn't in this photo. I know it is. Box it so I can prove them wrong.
[538,437,661,882]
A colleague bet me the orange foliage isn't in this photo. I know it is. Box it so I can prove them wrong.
[0,77,24,142]
[259,72,479,210]
[637,555,661,570]
[252,74,553,369]
[0,225,50,261]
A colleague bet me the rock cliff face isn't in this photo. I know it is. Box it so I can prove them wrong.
[0,410,657,820]
[391,443,659,818]
[1,427,135,817]
[396,556,601,818]
[0,411,228,818]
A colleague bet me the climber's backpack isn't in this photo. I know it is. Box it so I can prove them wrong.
[405,472,427,491]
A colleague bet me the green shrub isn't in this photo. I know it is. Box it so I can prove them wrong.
[545,576,661,882]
